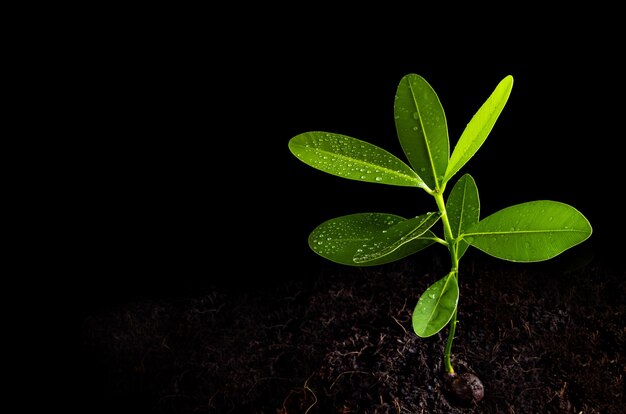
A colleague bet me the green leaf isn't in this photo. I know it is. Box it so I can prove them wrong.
[412,272,459,338]
[444,75,514,183]
[289,131,426,188]
[308,213,436,266]
[394,74,449,191]
[353,212,440,263]
[446,174,480,259]
[463,200,592,262]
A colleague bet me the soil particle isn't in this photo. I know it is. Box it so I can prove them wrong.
[80,253,625,413]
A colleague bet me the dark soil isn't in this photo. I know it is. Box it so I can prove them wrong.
[79,250,625,413]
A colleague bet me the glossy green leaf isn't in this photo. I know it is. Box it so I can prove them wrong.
[308,213,436,266]
[394,74,449,191]
[412,272,459,338]
[444,75,513,183]
[446,174,480,259]
[289,131,426,188]
[463,200,592,262]
[352,212,440,263]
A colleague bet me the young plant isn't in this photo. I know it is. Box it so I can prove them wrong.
[287,74,592,404]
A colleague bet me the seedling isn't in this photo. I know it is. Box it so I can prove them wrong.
[288,74,592,404]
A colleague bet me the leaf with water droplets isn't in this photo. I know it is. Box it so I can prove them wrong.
[444,75,513,184]
[394,74,449,190]
[308,212,436,266]
[463,200,592,262]
[446,174,480,259]
[353,212,440,263]
[412,272,459,338]
[289,131,426,188]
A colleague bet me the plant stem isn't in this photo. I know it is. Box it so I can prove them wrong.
[444,298,458,374]
[433,191,460,374]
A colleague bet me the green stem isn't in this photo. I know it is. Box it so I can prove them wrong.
[444,290,458,374]
[433,191,456,252]
[433,191,460,374]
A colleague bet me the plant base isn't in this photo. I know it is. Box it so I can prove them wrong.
[444,371,485,406]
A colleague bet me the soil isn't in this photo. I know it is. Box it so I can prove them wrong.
[79,248,625,413]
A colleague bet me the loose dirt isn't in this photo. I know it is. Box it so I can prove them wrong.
[80,251,624,413]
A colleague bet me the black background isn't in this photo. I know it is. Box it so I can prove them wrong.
[67,19,624,315]
[13,11,621,412]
